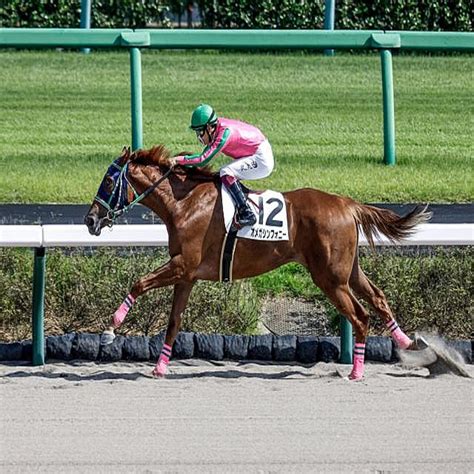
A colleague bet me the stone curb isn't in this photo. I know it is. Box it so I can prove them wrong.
[0,333,472,364]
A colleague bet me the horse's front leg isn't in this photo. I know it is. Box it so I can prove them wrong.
[152,282,194,378]
[101,255,191,344]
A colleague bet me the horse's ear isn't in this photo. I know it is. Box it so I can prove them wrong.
[119,146,132,162]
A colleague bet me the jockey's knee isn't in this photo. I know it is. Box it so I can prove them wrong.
[258,163,273,179]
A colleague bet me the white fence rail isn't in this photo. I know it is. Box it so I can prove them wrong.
[0,223,473,247]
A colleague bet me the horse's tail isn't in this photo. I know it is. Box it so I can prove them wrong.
[350,202,432,249]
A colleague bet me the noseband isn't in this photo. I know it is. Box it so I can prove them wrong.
[95,162,173,225]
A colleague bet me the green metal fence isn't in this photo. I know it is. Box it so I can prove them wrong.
[1,28,473,365]
[1,28,473,163]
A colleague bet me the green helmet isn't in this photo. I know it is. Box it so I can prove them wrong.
[190,104,218,131]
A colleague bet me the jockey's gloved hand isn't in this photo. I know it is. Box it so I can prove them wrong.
[169,157,182,168]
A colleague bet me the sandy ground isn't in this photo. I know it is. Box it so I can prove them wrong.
[1,359,473,473]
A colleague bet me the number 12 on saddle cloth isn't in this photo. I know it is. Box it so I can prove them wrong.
[222,188,289,241]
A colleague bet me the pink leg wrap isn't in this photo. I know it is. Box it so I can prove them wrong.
[152,343,172,377]
[386,319,412,349]
[349,343,366,380]
[112,294,135,328]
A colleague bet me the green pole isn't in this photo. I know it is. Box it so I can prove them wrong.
[80,0,91,54]
[339,315,353,364]
[32,247,46,366]
[380,49,396,165]
[323,0,335,56]
[130,47,143,151]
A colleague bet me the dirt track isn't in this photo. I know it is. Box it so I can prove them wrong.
[1,360,473,473]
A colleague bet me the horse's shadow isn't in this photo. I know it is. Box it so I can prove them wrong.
[3,370,148,382]
[2,364,322,382]
[166,369,319,380]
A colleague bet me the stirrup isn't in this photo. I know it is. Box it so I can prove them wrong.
[236,206,256,227]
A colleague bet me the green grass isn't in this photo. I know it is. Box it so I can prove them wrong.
[0,50,472,203]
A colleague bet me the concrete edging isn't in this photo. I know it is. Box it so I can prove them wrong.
[0,332,472,365]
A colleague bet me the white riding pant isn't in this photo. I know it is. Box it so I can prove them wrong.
[219,140,274,181]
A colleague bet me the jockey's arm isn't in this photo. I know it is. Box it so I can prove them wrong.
[176,128,230,167]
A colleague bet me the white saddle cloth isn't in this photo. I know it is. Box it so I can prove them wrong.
[221,186,289,241]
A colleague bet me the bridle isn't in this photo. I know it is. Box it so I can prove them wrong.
[94,160,173,225]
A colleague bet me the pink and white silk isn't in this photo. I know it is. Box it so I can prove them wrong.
[216,118,266,158]
[175,118,267,166]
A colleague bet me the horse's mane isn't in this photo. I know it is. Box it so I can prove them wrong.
[132,145,217,181]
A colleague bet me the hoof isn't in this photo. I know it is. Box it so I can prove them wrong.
[405,339,417,350]
[413,333,429,350]
[100,329,115,346]
[151,368,166,378]
[152,361,169,378]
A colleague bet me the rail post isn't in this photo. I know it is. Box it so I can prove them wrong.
[32,247,46,365]
[339,315,353,364]
[80,0,92,54]
[323,0,336,56]
[130,47,143,150]
[380,49,396,165]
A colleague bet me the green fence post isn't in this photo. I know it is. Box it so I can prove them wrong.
[380,48,396,165]
[80,0,91,54]
[130,47,143,150]
[32,247,46,366]
[323,0,335,56]
[339,315,353,364]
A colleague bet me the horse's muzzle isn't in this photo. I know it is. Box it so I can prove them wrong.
[84,214,103,236]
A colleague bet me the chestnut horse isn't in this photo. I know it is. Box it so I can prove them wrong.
[85,146,430,380]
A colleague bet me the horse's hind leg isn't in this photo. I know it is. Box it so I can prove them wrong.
[324,284,370,380]
[349,257,413,350]
[303,231,369,379]
[309,265,370,380]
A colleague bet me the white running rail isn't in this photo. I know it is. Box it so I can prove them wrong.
[0,223,473,247]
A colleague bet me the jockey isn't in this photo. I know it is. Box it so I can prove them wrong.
[170,104,274,227]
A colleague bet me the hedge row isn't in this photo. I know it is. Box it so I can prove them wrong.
[253,247,473,340]
[1,1,472,31]
[198,0,472,31]
[0,247,472,342]
[0,248,260,342]
[0,0,170,28]
[358,248,473,338]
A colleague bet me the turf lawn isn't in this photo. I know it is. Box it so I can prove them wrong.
[0,50,472,203]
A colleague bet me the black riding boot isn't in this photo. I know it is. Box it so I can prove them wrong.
[224,180,256,227]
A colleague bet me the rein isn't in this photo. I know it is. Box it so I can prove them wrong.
[95,162,173,225]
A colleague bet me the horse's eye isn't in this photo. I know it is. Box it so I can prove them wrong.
[105,176,114,193]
